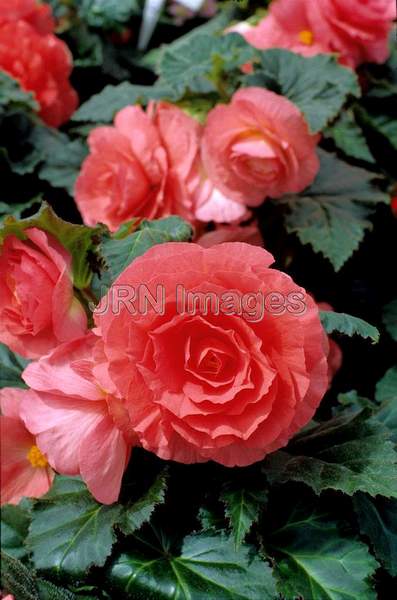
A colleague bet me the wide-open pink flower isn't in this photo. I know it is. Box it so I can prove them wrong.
[0,387,54,505]
[75,102,203,231]
[0,227,87,359]
[202,87,320,206]
[0,20,78,127]
[21,334,137,504]
[0,0,54,34]
[237,0,395,68]
[95,242,329,466]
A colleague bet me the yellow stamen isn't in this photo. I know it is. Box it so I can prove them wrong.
[27,445,48,468]
[298,30,314,45]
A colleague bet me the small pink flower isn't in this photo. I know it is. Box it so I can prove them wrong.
[21,334,137,504]
[75,102,202,231]
[236,0,395,68]
[0,387,54,506]
[202,87,320,207]
[0,228,87,359]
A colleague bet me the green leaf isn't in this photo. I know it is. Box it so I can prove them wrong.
[353,493,397,577]
[245,49,360,132]
[0,71,38,114]
[107,529,277,599]
[373,400,397,445]
[334,390,374,416]
[79,0,140,29]
[0,202,102,289]
[220,485,267,548]
[71,82,176,123]
[284,150,388,270]
[263,410,397,497]
[0,198,41,222]
[374,367,397,444]
[31,126,88,194]
[376,366,397,403]
[382,299,397,341]
[0,343,29,389]
[158,33,256,97]
[320,311,379,343]
[35,578,77,600]
[1,502,31,559]
[197,505,226,532]
[67,24,103,69]
[324,109,375,163]
[360,110,397,150]
[94,216,193,294]
[0,551,39,600]
[0,551,82,600]
[27,477,121,577]
[269,508,379,600]
[119,470,168,535]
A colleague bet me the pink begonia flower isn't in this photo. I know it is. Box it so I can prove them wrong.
[197,223,263,248]
[21,333,137,504]
[75,101,246,229]
[202,87,320,207]
[75,102,202,231]
[0,228,87,359]
[0,387,54,505]
[94,242,329,467]
[235,0,396,68]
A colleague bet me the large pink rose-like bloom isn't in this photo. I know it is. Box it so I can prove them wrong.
[0,228,87,359]
[202,87,320,207]
[21,334,137,504]
[75,103,202,232]
[0,387,54,505]
[0,0,54,33]
[95,242,329,466]
[237,0,395,68]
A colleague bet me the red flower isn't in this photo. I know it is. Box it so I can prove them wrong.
[0,20,78,127]
[0,0,54,34]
